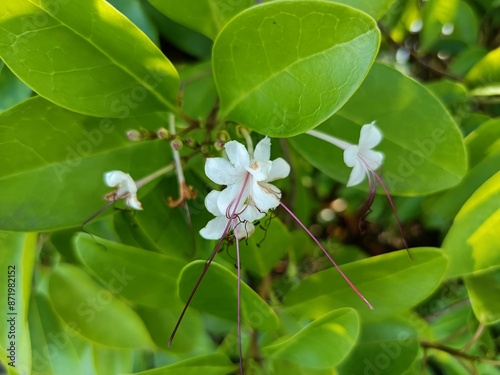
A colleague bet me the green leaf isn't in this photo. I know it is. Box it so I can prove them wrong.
[289,63,467,195]
[91,346,134,375]
[237,218,291,277]
[449,46,488,77]
[284,248,448,319]
[465,47,500,88]
[132,353,236,375]
[465,269,500,325]
[0,0,179,117]
[424,118,500,228]
[148,0,254,40]
[0,96,170,231]
[48,263,155,349]
[332,0,398,19]
[0,61,31,111]
[338,318,419,375]
[178,261,279,331]
[425,79,468,107]
[0,232,36,373]
[420,0,459,52]
[263,308,359,368]
[213,1,380,137]
[29,292,83,375]
[442,172,500,277]
[74,233,186,309]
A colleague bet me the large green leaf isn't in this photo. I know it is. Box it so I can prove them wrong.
[333,0,398,19]
[465,47,500,89]
[284,248,448,319]
[338,318,419,375]
[442,172,500,277]
[148,0,254,40]
[29,292,83,375]
[0,232,36,374]
[74,233,186,309]
[0,61,31,111]
[289,63,467,195]
[0,0,179,117]
[213,1,380,137]
[420,0,459,52]
[178,261,279,331]
[465,268,500,325]
[132,353,236,375]
[263,308,359,368]
[424,118,500,228]
[48,263,155,349]
[0,97,170,231]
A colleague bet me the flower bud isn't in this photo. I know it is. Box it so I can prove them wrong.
[184,137,199,148]
[214,140,225,151]
[157,128,169,140]
[200,144,210,154]
[126,130,142,142]
[216,130,230,143]
[171,138,183,151]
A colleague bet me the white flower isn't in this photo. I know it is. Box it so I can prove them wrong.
[200,137,290,240]
[343,122,384,187]
[104,170,143,210]
[200,191,255,240]
[205,137,290,221]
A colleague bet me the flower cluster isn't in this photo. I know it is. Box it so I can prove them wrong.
[200,137,290,240]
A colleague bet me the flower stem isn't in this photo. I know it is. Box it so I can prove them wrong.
[235,235,244,375]
[170,113,186,186]
[135,164,174,189]
[240,127,254,158]
[306,129,351,150]
[420,339,500,366]
[279,202,373,309]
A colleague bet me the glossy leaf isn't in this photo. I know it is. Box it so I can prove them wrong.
[338,318,419,375]
[0,0,179,117]
[442,172,500,277]
[424,118,500,227]
[48,263,155,349]
[332,0,398,19]
[465,47,500,88]
[420,0,459,52]
[264,308,359,368]
[132,353,236,375]
[178,261,279,331]
[0,61,31,111]
[74,233,186,309]
[29,292,83,375]
[465,269,500,325]
[0,232,36,373]
[284,248,448,319]
[290,63,467,195]
[213,1,380,137]
[148,0,254,40]
[0,96,170,231]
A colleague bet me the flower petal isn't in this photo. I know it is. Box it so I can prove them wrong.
[217,181,248,217]
[358,122,382,150]
[252,181,280,212]
[200,216,229,240]
[343,145,359,167]
[234,221,255,239]
[247,160,272,181]
[360,149,384,171]
[205,157,242,185]
[239,203,266,223]
[225,141,250,170]
[253,137,271,161]
[204,190,222,216]
[126,194,143,210]
[346,160,366,187]
[267,158,290,182]
[104,170,128,187]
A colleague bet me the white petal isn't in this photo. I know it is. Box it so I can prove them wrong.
[247,160,272,181]
[126,194,143,210]
[252,181,281,212]
[239,203,266,223]
[204,190,222,216]
[360,149,384,171]
[200,216,229,240]
[267,158,290,182]
[358,122,382,150]
[253,137,271,161]
[225,141,250,170]
[104,170,127,187]
[343,145,359,168]
[346,161,366,187]
[205,157,242,185]
[217,182,248,218]
[234,221,255,239]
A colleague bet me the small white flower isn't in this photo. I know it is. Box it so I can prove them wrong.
[104,170,143,210]
[205,137,290,222]
[343,122,384,187]
[200,191,255,240]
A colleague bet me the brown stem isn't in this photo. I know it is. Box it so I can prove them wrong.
[420,339,500,366]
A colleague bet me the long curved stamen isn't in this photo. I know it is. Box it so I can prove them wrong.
[235,228,244,375]
[169,173,252,347]
[279,202,373,309]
